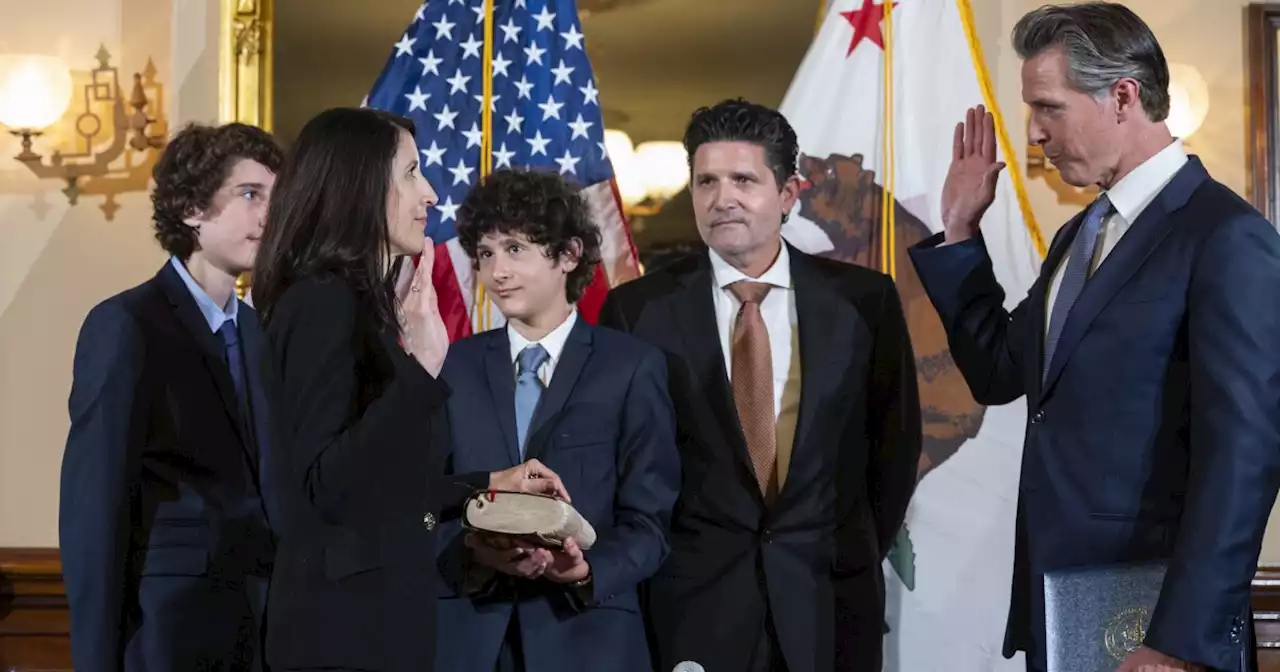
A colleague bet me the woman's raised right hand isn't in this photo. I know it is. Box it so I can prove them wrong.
[396,237,450,377]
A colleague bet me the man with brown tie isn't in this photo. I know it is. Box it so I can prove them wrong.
[598,98,922,672]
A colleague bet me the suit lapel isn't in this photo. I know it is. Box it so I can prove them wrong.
[669,255,761,497]
[483,330,522,466]
[786,246,854,501]
[1041,158,1208,396]
[524,318,593,461]
[156,263,250,451]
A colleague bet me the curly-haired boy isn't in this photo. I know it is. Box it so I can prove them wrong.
[433,168,680,672]
[60,122,283,672]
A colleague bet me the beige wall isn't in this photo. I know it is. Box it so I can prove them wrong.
[2,0,1279,564]
[0,0,221,546]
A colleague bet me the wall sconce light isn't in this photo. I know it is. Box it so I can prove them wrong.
[1166,62,1209,144]
[605,128,689,217]
[1,46,167,220]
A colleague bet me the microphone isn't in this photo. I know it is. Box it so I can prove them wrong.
[671,663,705,672]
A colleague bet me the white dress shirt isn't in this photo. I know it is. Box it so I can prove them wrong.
[508,310,578,386]
[1045,139,1188,332]
[709,245,797,419]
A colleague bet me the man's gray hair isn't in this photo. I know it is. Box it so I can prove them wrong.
[1013,2,1170,122]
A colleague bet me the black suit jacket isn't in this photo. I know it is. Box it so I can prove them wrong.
[599,243,921,672]
[59,261,275,672]
[435,317,680,672]
[260,275,487,672]
[908,157,1280,672]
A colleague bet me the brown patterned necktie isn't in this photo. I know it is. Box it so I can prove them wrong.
[728,280,777,501]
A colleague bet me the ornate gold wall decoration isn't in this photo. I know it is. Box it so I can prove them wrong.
[220,0,273,299]
[220,0,273,131]
[6,48,167,220]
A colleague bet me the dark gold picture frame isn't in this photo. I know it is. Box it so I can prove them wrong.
[1247,3,1280,223]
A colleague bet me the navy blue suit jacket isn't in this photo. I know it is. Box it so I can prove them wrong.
[908,157,1280,671]
[434,316,680,672]
[59,262,276,672]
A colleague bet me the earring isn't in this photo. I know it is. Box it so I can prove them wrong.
[781,212,790,224]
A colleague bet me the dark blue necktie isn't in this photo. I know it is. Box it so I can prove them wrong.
[514,344,550,458]
[217,321,248,410]
[1043,194,1113,381]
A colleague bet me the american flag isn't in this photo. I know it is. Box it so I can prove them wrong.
[366,0,640,340]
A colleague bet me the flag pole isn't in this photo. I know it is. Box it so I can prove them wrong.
[474,0,497,332]
[880,1,896,280]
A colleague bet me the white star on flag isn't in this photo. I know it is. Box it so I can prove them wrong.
[419,50,443,75]
[459,34,483,59]
[493,143,516,169]
[514,76,534,99]
[579,80,599,106]
[405,86,429,111]
[561,25,585,50]
[420,141,446,167]
[434,104,458,130]
[526,130,551,156]
[555,150,580,175]
[449,157,474,185]
[473,93,501,113]
[432,16,455,41]
[492,53,512,77]
[568,114,593,140]
[539,94,564,120]
[534,6,556,31]
[500,18,522,43]
[504,109,524,134]
[437,196,459,222]
[447,69,471,94]
[462,122,483,149]
[523,42,546,66]
[395,35,416,57]
[551,59,575,85]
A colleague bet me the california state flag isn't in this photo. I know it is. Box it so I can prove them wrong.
[780,0,1044,669]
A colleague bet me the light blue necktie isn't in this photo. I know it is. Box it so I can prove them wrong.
[1043,193,1113,381]
[514,344,550,458]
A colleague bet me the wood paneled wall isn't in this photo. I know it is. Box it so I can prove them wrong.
[5,548,1280,670]
[0,549,70,671]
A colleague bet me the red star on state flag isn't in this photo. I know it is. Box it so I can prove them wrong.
[841,0,899,56]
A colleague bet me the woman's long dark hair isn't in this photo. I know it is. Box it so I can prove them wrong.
[252,107,415,331]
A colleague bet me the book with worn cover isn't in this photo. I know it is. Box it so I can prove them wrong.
[461,489,597,551]
[1043,560,1167,672]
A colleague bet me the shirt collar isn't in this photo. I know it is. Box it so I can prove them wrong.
[1103,138,1189,224]
[169,256,238,333]
[708,241,793,291]
[508,309,578,366]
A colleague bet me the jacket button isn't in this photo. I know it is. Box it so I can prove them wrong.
[423,513,437,530]
[1031,410,1045,424]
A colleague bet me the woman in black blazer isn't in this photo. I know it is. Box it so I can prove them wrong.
[251,107,567,672]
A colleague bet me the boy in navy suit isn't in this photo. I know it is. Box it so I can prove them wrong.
[60,123,281,671]
[434,169,680,672]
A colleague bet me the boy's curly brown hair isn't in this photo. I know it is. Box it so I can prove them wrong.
[457,169,602,303]
[150,122,282,259]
